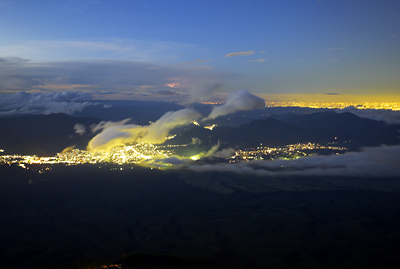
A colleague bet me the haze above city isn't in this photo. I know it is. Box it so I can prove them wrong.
[0,0,399,102]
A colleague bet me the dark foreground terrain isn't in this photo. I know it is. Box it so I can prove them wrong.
[1,164,400,268]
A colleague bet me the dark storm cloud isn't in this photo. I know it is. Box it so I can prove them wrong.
[185,145,400,178]
[336,106,400,125]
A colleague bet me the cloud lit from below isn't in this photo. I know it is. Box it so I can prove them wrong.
[88,108,202,152]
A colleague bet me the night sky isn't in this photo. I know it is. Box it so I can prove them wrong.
[0,0,399,100]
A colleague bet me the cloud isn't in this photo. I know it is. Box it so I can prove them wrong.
[328,48,344,51]
[195,59,213,62]
[246,59,267,63]
[176,62,195,65]
[207,90,265,119]
[190,81,224,102]
[184,145,400,178]
[74,123,86,136]
[175,59,213,65]
[212,147,236,158]
[190,144,221,160]
[88,108,202,152]
[336,106,400,125]
[0,39,206,63]
[150,89,180,96]
[224,51,255,57]
[0,91,95,117]
[88,90,268,152]
[90,119,132,133]
[0,56,235,103]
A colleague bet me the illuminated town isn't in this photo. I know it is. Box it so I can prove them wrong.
[199,100,400,111]
[0,142,348,172]
[230,142,348,162]
[266,101,400,111]
[0,143,172,171]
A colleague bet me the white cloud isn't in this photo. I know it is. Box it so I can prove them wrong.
[224,51,255,57]
[74,123,86,136]
[88,108,202,152]
[207,90,265,119]
[0,39,205,63]
[246,59,267,63]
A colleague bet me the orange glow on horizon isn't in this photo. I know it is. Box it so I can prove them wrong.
[165,82,180,88]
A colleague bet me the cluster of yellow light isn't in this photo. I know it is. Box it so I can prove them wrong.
[266,101,400,111]
[204,124,217,130]
[165,82,180,88]
[1,141,349,170]
[99,264,122,269]
[0,143,172,167]
[165,134,177,140]
[231,142,348,162]
[199,101,223,105]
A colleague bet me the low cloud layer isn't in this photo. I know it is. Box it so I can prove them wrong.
[185,145,400,178]
[0,91,95,117]
[207,90,265,119]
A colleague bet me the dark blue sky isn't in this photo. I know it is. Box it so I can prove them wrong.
[0,0,399,100]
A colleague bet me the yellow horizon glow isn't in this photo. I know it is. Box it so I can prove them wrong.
[256,93,400,103]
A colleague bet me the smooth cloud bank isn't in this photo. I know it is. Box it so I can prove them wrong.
[185,145,400,178]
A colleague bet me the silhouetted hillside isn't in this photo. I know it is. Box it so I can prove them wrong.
[282,111,400,147]
[167,112,400,149]
[75,101,185,124]
[0,114,100,155]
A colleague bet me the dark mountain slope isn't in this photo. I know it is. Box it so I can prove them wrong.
[282,112,400,147]
[167,113,400,150]
[0,114,100,155]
